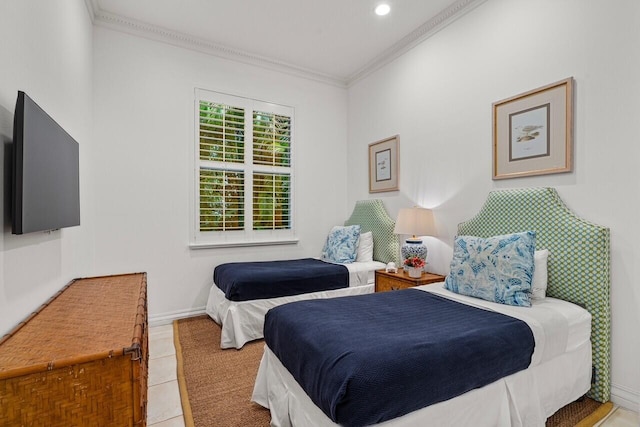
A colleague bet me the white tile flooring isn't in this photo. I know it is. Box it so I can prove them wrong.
[147,324,639,427]
[148,324,185,427]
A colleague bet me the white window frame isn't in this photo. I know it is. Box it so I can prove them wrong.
[190,89,297,249]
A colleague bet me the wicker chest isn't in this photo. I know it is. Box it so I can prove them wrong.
[0,273,148,426]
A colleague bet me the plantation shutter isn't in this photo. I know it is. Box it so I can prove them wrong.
[253,111,291,166]
[194,90,294,245]
[253,173,291,230]
[198,101,246,231]
[199,169,244,231]
[252,111,292,230]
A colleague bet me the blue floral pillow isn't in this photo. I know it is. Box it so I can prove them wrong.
[444,231,536,307]
[322,225,361,264]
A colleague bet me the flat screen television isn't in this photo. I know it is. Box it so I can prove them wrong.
[12,91,80,234]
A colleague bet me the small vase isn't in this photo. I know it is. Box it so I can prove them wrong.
[408,267,422,278]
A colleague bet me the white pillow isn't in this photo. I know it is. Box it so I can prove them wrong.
[531,249,549,299]
[356,231,374,262]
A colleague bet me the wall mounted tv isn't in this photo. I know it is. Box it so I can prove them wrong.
[12,91,80,234]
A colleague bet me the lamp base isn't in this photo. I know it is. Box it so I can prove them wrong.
[401,239,428,271]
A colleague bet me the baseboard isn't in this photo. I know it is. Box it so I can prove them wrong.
[149,306,206,327]
[611,383,640,412]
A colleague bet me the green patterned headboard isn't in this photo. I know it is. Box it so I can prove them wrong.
[457,187,610,403]
[345,199,400,265]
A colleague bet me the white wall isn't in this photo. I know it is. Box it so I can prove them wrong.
[1,0,636,412]
[347,0,640,410]
[92,27,348,322]
[0,1,94,334]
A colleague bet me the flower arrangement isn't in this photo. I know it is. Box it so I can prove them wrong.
[403,256,425,269]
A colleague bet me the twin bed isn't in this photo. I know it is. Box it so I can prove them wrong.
[250,188,611,426]
[205,199,400,349]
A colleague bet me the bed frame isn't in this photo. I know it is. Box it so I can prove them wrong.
[345,199,400,265]
[457,187,610,402]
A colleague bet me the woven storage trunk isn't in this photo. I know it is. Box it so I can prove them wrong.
[0,273,148,427]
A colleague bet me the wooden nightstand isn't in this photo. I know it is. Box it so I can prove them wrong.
[375,269,446,292]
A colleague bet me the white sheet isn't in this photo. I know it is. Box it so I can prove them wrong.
[205,260,385,349]
[251,285,592,427]
[344,260,387,287]
[419,283,592,364]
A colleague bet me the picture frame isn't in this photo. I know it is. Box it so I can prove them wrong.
[492,78,573,180]
[369,135,399,193]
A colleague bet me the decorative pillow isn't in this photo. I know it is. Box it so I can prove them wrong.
[444,231,536,307]
[531,249,549,300]
[322,225,361,264]
[356,231,374,262]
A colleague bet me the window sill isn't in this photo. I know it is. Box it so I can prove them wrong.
[189,238,299,249]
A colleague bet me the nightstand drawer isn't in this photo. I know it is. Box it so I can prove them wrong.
[376,275,415,292]
[375,270,446,292]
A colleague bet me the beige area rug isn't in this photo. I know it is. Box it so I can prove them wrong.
[173,316,270,427]
[174,315,613,427]
[546,397,614,427]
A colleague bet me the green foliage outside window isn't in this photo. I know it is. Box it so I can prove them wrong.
[199,169,244,231]
[253,173,290,230]
[197,96,292,233]
[199,101,244,163]
[253,111,291,167]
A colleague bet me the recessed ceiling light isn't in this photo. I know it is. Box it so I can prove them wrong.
[375,4,391,16]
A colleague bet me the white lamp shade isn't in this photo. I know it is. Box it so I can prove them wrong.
[393,207,435,237]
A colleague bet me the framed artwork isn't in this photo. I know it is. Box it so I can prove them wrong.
[369,135,399,193]
[492,77,573,179]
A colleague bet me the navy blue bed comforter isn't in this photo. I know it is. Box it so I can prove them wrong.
[264,289,535,427]
[213,258,349,301]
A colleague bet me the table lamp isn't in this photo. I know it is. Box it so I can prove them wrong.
[393,207,435,270]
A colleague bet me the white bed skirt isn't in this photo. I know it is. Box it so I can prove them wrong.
[206,283,375,349]
[252,341,591,427]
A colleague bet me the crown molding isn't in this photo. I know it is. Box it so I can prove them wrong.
[83,0,97,23]
[346,0,487,85]
[89,0,485,89]
[93,10,349,88]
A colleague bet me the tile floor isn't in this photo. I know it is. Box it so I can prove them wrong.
[147,324,639,427]
[148,324,185,427]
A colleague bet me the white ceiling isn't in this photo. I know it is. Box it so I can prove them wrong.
[90,0,483,85]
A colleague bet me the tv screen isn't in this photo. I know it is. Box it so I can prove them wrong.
[12,91,80,234]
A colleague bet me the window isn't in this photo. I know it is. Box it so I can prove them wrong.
[192,89,295,247]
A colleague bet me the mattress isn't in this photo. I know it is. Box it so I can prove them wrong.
[205,260,386,349]
[252,284,592,426]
